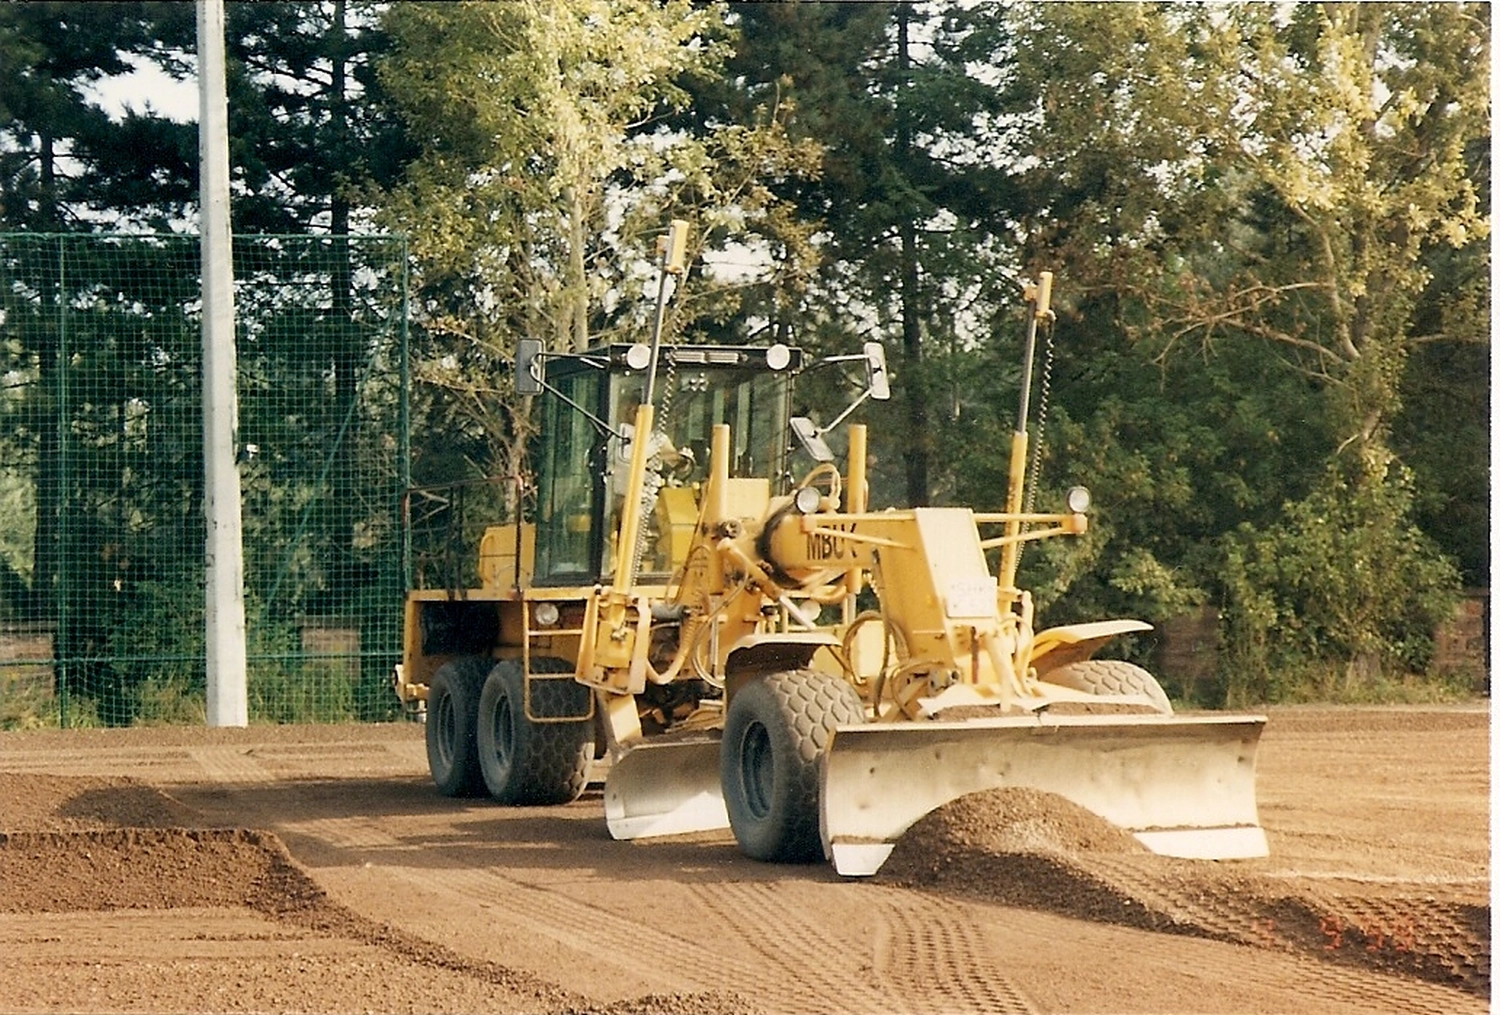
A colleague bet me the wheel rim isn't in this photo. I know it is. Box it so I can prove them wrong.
[434,691,456,768]
[739,720,774,820]
[489,689,515,771]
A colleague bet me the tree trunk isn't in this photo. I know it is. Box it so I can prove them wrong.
[567,186,589,352]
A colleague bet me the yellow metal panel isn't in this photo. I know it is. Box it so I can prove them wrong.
[821,712,1268,875]
[722,477,771,518]
[1030,618,1153,675]
[656,486,699,571]
[478,523,534,590]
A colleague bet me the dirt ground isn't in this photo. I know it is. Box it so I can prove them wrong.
[0,703,1488,1015]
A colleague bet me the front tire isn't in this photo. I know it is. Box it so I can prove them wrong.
[721,669,865,863]
[1044,659,1173,714]
[477,657,594,805]
[426,657,491,797]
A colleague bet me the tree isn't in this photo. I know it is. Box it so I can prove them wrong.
[0,2,197,231]
[222,1,412,233]
[0,2,197,639]
[374,0,820,491]
[220,2,416,615]
[716,2,1028,508]
[982,2,1487,691]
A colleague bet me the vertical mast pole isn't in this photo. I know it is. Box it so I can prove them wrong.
[199,0,247,726]
[998,271,1052,597]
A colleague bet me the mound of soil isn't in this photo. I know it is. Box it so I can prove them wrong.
[878,787,1177,931]
[573,992,764,1015]
[886,786,1146,863]
[0,772,760,1014]
[878,786,1490,997]
[0,827,321,914]
[1,774,200,831]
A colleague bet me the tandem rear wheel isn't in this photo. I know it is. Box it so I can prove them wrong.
[721,668,865,863]
[426,655,594,804]
[477,657,594,805]
[425,656,492,797]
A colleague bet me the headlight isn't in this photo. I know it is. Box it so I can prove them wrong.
[625,343,652,370]
[533,602,560,627]
[1065,486,1091,514]
[794,485,823,514]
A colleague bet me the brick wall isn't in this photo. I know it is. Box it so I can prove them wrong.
[1432,589,1490,691]
[1152,589,1491,699]
[0,622,55,683]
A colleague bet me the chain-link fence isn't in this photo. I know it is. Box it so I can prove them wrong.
[0,233,409,728]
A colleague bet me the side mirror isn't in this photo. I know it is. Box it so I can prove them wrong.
[790,416,835,463]
[515,339,543,395]
[863,342,890,401]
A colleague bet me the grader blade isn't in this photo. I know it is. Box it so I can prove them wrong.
[603,738,729,840]
[820,712,1267,877]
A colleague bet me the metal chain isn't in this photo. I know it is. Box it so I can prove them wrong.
[1023,316,1055,514]
[631,352,678,575]
[657,351,677,433]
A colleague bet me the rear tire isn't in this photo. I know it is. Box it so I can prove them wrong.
[426,657,491,797]
[721,669,865,863]
[477,657,594,805]
[1044,659,1173,714]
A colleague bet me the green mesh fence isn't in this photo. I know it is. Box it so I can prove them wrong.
[0,233,409,728]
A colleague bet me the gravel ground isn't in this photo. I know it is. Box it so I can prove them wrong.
[0,703,1488,1014]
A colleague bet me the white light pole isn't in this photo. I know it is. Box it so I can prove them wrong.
[198,0,247,726]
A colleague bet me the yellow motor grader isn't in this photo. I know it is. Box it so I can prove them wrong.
[397,226,1266,875]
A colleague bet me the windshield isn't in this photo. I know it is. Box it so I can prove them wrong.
[532,347,794,585]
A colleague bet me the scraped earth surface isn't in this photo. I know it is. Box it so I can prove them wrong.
[0,704,1487,1014]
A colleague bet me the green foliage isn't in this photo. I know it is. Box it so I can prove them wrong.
[0,233,405,727]
[0,2,1487,719]
[375,0,821,490]
[1221,464,1462,704]
[1393,339,1490,586]
[0,476,34,619]
[0,671,61,731]
[717,2,1022,506]
[1008,317,1333,636]
[951,3,1487,698]
[0,2,198,230]
[224,1,412,233]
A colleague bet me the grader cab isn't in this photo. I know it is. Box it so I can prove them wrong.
[397,229,1265,875]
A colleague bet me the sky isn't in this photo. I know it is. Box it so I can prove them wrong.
[85,54,199,124]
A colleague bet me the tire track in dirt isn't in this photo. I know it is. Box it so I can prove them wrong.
[171,769,744,1005]
[171,763,1030,1015]
[1259,955,1486,1015]
[390,863,722,985]
[182,748,418,869]
[873,887,1040,1014]
[1048,852,1491,997]
[164,762,762,1011]
[1083,858,1488,1013]
[368,863,766,1013]
[185,776,1030,1015]
[692,880,897,1013]
[0,745,193,776]
[189,745,275,784]
[687,880,1041,1014]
